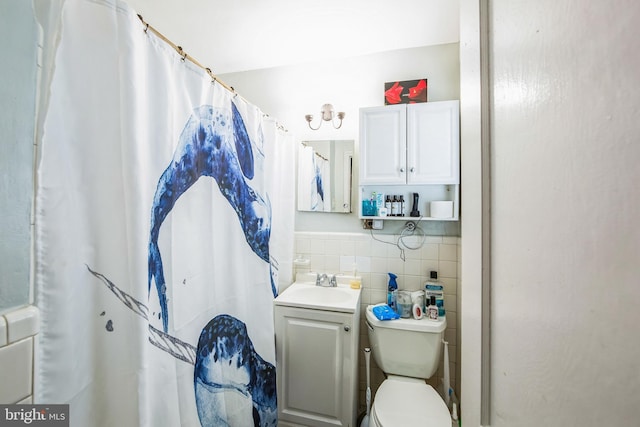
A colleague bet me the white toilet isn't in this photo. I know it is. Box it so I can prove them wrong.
[365,304,451,427]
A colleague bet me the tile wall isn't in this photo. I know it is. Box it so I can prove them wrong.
[0,305,39,404]
[293,231,460,414]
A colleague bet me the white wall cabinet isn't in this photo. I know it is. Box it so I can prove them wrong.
[275,305,359,427]
[359,100,460,220]
[359,104,407,185]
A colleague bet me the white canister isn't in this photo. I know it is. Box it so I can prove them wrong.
[430,201,454,219]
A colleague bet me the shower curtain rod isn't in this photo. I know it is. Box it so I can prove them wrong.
[136,14,234,93]
[137,14,288,132]
[301,142,328,161]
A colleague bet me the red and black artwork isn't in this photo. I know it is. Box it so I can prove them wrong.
[384,79,428,105]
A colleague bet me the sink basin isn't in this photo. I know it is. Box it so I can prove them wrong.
[284,286,352,305]
[274,273,361,313]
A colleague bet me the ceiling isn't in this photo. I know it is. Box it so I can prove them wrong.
[125,0,460,75]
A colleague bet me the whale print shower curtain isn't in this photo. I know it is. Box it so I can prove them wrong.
[34,0,294,426]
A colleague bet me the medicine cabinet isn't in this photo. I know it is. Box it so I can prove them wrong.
[358,100,460,221]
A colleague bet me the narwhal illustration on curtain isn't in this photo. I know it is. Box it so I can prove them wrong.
[88,100,277,427]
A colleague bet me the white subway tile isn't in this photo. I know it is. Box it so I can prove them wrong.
[424,236,443,244]
[438,260,458,279]
[0,316,6,347]
[370,290,387,305]
[386,243,403,259]
[387,257,405,275]
[354,239,372,257]
[445,311,457,328]
[355,256,371,273]
[5,306,40,343]
[358,272,371,288]
[323,240,341,255]
[0,337,32,403]
[401,236,425,253]
[340,255,356,273]
[295,237,310,254]
[402,275,422,291]
[444,295,457,313]
[447,344,457,364]
[438,244,457,262]
[440,277,457,294]
[445,329,456,344]
[308,238,326,255]
[421,243,439,261]
[421,260,439,276]
[359,288,371,305]
[325,255,340,272]
[404,259,422,276]
[308,254,325,271]
[339,239,356,256]
[370,257,389,274]
[369,273,388,291]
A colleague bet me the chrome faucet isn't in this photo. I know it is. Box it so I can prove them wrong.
[316,273,338,287]
[316,273,328,286]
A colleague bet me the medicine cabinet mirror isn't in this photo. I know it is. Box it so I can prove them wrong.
[297,140,353,213]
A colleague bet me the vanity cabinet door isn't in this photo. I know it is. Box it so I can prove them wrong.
[275,306,357,427]
[359,104,407,185]
[407,100,460,184]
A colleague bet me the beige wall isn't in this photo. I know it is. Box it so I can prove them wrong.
[221,43,461,235]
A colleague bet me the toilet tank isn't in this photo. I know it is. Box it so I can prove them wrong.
[365,305,447,379]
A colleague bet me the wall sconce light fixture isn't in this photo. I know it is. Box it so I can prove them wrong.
[305,104,345,130]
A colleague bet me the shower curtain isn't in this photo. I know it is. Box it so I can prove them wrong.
[34,0,294,426]
[297,145,330,212]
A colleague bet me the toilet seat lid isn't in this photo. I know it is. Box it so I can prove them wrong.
[372,378,451,427]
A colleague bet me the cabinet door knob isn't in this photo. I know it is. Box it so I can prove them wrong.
[410,167,415,173]
[344,325,350,332]
[399,167,405,173]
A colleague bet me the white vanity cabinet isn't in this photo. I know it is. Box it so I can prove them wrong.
[274,305,359,427]
[359,100,460,220]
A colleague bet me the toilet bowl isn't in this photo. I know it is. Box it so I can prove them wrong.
[365,304,451,427]
[368,376,451,427]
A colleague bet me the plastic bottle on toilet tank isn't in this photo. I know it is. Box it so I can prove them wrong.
[425,271,445,316]
[387,273,398,312]
[427,296,438,320]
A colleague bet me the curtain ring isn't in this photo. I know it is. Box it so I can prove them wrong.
[177,46,187,62]
[144,23,149,33]
[206,68,216,85]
